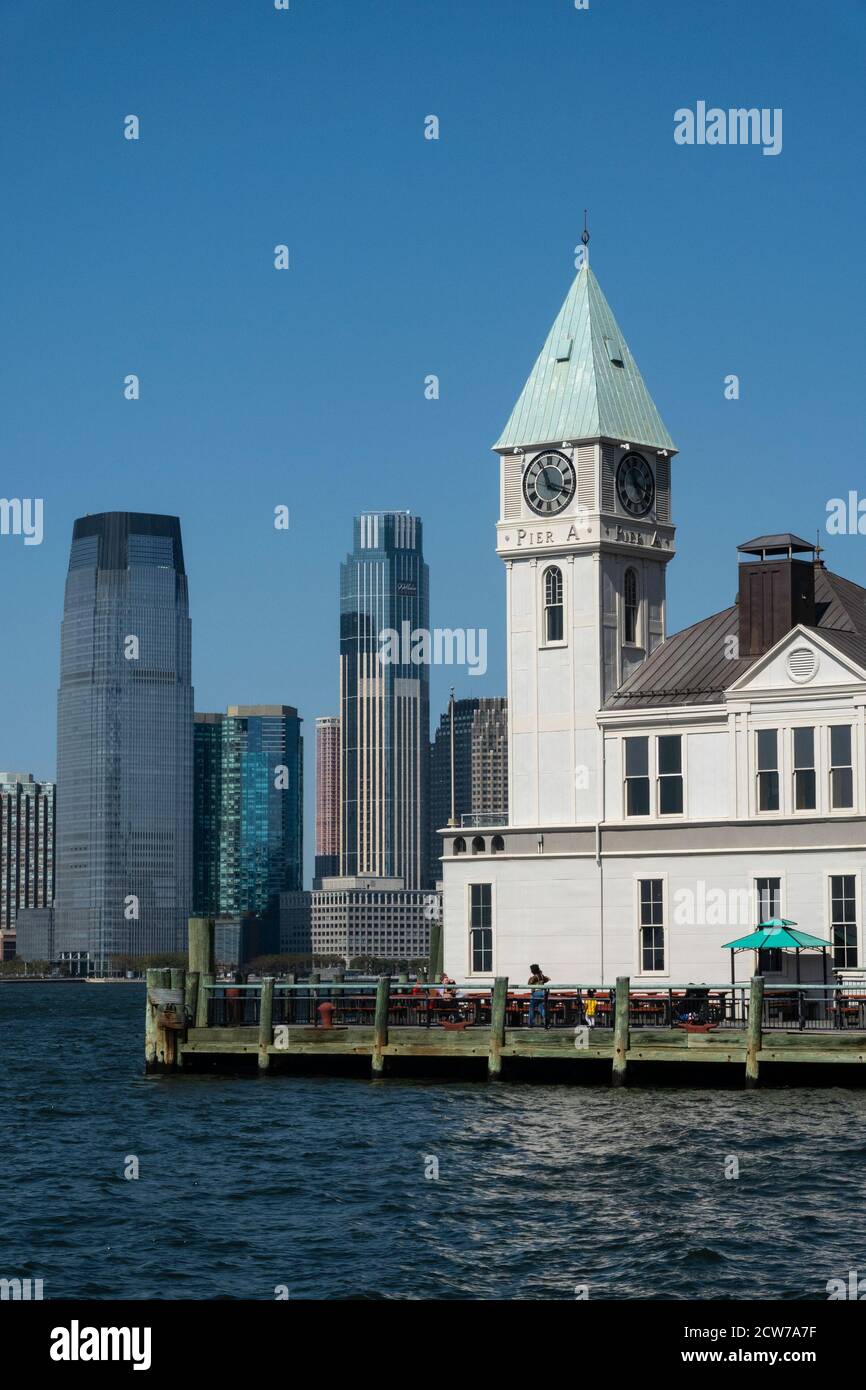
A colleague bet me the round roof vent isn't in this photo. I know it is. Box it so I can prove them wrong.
[787,647,818,683]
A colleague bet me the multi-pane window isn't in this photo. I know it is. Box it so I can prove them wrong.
[624,569,638,644]
[469,883,492,972]
[756,876,781,923]
[639,879,664,972]
[830,726,854,809]
[831,875,858,969]
[756,729,779,811]
[625,737,650,816]
[543,566,564,643]
[657,735,683,815]
[793,727,816,810]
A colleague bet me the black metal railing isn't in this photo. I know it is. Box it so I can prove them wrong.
[202,980,866,1033]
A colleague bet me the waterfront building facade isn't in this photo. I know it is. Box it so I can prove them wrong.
[340,512,429,889]
[314,715,340,884]
[280,876,436,964]
[54,512,193,970]
[429,698,508,882]
[193,705,303,918]
[0,772,55,937]
[441,257,866,987]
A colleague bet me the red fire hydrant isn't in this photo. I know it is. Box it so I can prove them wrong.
[317,1001,337,1029]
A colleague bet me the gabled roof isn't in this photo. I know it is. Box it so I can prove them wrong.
[604,567,866,710]
[494,264,677,453]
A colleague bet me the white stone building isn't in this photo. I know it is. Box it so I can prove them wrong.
[440,256,866,988]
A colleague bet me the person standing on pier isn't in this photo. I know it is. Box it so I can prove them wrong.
[528,965,550,1027]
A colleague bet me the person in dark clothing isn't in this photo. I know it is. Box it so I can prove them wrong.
[528,964,550,1027]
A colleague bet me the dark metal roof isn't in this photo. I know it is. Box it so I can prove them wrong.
[605,568,866,710]
[737,533,816,557]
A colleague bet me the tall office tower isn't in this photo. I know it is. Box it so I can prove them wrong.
[314,716,340,884]
[54,513,193,971]
[193,706,303,916]
[428,698,508,879]
[340,512,429,888]
[0,773,55,933]
[193,713,224,915]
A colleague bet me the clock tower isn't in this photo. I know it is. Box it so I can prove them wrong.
[494,256,678,827]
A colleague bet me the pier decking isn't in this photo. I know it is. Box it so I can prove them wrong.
[143,922,866,1085]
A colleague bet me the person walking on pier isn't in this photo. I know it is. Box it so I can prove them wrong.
[528,964,550,1027]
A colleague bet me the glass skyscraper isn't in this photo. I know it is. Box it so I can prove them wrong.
[193,706,303,917]
[54,512,193,970]
[340,512,429,888]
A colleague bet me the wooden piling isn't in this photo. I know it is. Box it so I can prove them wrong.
[196,971,213,1029]
[154,968,171,1069]
[745,975,764,1087]
[162,967,185,1071]
[371,975,391,1075]
[612,976,630,1087]
[188,917,214,979]
[145,967,160,1070]
[185,971,199,1031]
[258,976,275,1071]
[488,976,508,1078]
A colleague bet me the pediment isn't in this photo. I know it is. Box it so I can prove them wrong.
[727,626,866,697]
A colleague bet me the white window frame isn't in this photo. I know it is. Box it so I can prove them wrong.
[622,733,686,821]
[634,872,668,978]
[826,870,861,974]
[827,721,856,815]
[790,723,817,816]
[466,880,495,977]
[754,726,782,817]
[623,566,640,647]
[539,563,567,650]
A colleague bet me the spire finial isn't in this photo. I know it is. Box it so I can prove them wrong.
[579,209,590,269]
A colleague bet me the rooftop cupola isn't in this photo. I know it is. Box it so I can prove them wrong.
[737,533,817,657]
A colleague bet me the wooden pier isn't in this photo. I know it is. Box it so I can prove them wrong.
[142,919,866,1086]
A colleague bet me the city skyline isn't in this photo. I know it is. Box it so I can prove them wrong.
[3,2,864,894]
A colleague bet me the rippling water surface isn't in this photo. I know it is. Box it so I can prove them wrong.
[3,983,864,1300]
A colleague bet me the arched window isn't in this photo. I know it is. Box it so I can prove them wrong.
[471,835,486,855]
[453,837,466,855]
[491,834,505,854]
[543,566,564,643]
[624,568,638,644]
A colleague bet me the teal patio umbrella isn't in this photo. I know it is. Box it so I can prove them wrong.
[722,919,833,984]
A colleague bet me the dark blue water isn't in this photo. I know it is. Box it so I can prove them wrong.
[2,983,864,1300]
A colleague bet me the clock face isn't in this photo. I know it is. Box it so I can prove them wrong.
[523,450,576,516]
[615,452,655,518]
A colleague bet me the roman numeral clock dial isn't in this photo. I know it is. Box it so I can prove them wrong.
[522,450,576,515]
[615,451,655,517]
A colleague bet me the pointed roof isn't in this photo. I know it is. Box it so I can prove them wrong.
[494,264,676,453]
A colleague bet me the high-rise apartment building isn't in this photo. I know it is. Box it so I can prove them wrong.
[314,715,340,884]
[193,705,303,917]
[54,512,193,970]
[0,772,55,934]
[429,698,508,881]
[340,512,429,888]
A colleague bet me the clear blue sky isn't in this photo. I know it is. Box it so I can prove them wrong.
[1,0,864,883]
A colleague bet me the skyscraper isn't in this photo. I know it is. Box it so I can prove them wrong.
[340,512,429,888]
[54,512,193,970]
[193,705,303,917]
[314,715,340,884]
[429,698,508,880]
[0,772,55,934]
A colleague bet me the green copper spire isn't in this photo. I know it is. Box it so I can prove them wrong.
[494,263,676,453]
